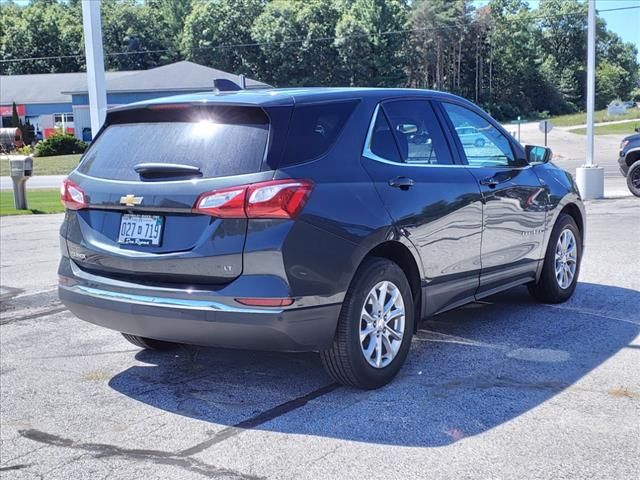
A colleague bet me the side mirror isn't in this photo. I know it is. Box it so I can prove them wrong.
[525,145,552,164]
[397,123,418,134]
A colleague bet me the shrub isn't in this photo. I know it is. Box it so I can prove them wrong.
[16,145,33,156]
[34,133,87,157]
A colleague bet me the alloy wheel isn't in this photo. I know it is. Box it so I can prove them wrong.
[554,229,577,289]
[631,167,640,189]
[359,281,405,368]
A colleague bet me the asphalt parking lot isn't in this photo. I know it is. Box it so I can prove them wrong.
[1,190,639,479]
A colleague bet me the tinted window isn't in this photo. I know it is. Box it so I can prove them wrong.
[374,100,452,165]
[442,103,516,167]
[370,109,401,162]
[78,107,269,181]
[281,100,358,166]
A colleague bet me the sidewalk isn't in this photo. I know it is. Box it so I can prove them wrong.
[0,174,66,190]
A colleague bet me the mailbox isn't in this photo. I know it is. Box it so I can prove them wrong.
[9,156,33,210]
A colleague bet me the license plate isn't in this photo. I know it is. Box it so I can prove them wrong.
[118,214,163,246]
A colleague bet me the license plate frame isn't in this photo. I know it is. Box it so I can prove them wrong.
[118,214,164,246]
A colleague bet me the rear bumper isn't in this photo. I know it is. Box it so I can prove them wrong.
[58,260,341,352]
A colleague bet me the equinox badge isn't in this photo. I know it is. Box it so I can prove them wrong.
[120,194,143,207]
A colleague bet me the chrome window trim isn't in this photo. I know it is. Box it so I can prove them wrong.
[362,103,468,169]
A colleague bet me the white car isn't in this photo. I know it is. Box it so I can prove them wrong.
[455,126,486,147]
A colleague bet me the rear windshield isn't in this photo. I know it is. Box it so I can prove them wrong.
[77,106,269,181]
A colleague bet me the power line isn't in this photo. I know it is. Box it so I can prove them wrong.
[597,5,640,13]
[0,25,461,64]
[1,5,638,65]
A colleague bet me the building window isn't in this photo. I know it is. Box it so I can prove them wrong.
[54,113,74,124]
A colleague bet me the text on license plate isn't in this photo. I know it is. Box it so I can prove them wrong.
[118,214,163,246]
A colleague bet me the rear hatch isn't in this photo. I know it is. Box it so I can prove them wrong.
[64,104,282,286]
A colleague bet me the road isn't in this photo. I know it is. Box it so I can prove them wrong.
[504,121,626,179]
[1,195,639,478]
[0,175,66,191]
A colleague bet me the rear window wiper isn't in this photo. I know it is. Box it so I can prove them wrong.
[134,163,202,179]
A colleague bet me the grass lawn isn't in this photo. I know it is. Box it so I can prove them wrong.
[548,107,640,127]
[0,189,64,216]
[0,153,81,176]
[567,121,640,136]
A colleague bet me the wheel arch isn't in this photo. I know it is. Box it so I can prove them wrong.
[625,149,640,167]
[358,240,423,332]
[559,202,585,244]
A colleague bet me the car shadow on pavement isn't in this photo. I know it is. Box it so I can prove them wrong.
[108,282,639,447]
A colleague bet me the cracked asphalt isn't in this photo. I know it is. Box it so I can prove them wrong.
[1,172,639,478]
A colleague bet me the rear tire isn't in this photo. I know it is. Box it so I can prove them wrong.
[320,257,415,389]
[528,214,582,304]
[121,333,178,351]
[626,159,640,197]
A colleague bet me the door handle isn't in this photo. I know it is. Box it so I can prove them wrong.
[388,177,415,190]
[479,176,501,188]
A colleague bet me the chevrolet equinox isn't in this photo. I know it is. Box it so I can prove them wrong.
[58,88,585,389]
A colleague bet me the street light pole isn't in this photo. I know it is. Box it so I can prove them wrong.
[585,0,596,167]
[81,0,107,139]
[576,0,604,199]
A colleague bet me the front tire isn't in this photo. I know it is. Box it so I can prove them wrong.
[121,333,178,351]
[626,159,640,197]
[528,214,582,303]
[320,258,415,389]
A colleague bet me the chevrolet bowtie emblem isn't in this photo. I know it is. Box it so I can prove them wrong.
[120,194,143,207]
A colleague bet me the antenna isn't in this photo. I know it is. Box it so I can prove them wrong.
[213,78,242,93]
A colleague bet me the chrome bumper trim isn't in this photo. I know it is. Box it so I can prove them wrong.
[61,285,283,314]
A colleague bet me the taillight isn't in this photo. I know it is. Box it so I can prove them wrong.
[246,180,313,218]
[60,178,86,210]
[194,186,247,218]
[194,179,313,219]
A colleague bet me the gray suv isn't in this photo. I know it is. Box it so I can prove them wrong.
[58,88,586,389]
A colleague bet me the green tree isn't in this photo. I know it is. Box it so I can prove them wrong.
[484,0,549,118]
[101,0,173,70]
[597,27,639,104]
[11,102,20,129]
[251,0,344,86]
[0,0,84,74]
[147,0,191,47]
[180,0,264,76]
[407,0,472,92]
[537,0,587,111]
[596,61,627,109]
[334,0,409,87]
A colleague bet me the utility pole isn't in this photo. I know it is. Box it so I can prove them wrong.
[81,0,107,139]
[576,0,604,199]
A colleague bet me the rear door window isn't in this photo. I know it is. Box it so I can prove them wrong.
[369,100,453,165]
[77,106,269,181]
